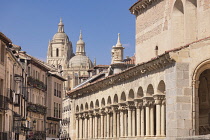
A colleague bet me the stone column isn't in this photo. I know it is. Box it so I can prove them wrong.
[136,106,141,137]
[110,113,113,137]
[145,104,150,137]
[79,114,83,139]
[153,94,165,137]
[140,106,144,136]
[95,114,98,138]
[143,97,154,137]
[100,113,104,138]
[112,106,118,138]
[150,104,154,137]
[120,107,124,137]
[104,114,107,138]
[116,110,120,138]
[92,116,95,138]
[124,109,128,137]
[85,113,88,138]
[107,112,110,138]
[161,100,166,136]
[128,107,132,137]
[89,113,93,138]
[76,114,79,139]
[132,108,136,137]
[134,99,143,137]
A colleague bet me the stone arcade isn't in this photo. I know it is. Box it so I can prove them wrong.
[67,0,210,140]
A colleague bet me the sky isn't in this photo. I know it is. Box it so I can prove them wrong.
[1,0,137,65]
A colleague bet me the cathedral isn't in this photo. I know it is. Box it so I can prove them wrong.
[47,19,93,93]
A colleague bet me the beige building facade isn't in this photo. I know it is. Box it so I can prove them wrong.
[47,19,94,140]
[67,0,210,140]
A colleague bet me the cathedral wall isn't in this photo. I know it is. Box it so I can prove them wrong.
[135,0,210,64]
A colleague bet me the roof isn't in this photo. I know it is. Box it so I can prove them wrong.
[67,36,210,97]
[0,32,12,45]
[94,65,109,69]
[123,55,136,65]
[129,0,161,15]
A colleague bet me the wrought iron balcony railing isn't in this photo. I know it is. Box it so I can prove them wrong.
[0,94,9,110]
[27,102,47,115]
[27,76,47,91]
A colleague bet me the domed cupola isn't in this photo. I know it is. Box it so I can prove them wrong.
[52,18,69,42]
[69,31,93,69]
[76,30,85,56]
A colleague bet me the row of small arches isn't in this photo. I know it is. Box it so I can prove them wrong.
[76,80,165,112]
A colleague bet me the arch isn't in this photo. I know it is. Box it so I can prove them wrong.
[90,101,94,109]
[185,0,197,43]
[95,99,99,108]
[56,48,59,57]
[157,80,166,94]
[120,92,126,102]
[80,104,84,112]
[146,84,154,96]
[128,89,135,101]
[137,87,143,98]
[113,94,118,104]
[107,96,112,105]
[101,98,105,107]
[171,0,184,48]
[76,105,79,112]
[85,102,88,110]
[192,60,210,135]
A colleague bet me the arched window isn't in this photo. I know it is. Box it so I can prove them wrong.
[56,48,59,57]
[185,0,197,43]
[171,0,184,48]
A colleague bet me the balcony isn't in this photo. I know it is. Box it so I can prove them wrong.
[27,76,47,91]
[28,131,46,140]
[0,95,9,110]
[7,88,13,103]
[27,102,47,115]
[61,118,70,125]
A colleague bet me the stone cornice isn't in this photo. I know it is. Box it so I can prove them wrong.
[68,53,174,99]
[129,0,162,16]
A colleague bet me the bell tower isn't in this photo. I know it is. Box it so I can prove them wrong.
[47,18,74,70]
[111,33,124,64]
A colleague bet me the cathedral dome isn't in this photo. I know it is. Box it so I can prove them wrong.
[53,32,69,41]
[77,39,85,45]
[69,55,93,68]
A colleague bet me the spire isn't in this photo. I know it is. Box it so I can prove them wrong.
[116,33,122,47]
[58,18,64,33]
[76,31,85,56]
[79,30,83,40]
[94,58,96,66]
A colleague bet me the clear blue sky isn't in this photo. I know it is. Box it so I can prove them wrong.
[1,0,137,65]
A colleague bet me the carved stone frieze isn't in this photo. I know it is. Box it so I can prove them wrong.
[142,96,154,107]
[153,94,165,105]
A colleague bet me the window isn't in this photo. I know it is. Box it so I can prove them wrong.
[42,75,44,83]
[54,82,56,96]
[33,70,35,78]
[0,79,3,95]
[1,41,5,63]
[57,83,59,97]
[54,102,56,117]
[59,104,61,118]
[56,48,59,57]
[28,67,31,76]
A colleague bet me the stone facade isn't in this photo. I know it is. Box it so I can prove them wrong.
[66,0,210,140]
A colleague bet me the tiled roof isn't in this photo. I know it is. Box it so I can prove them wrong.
[67,36,210,96]
[0,32,12,45]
